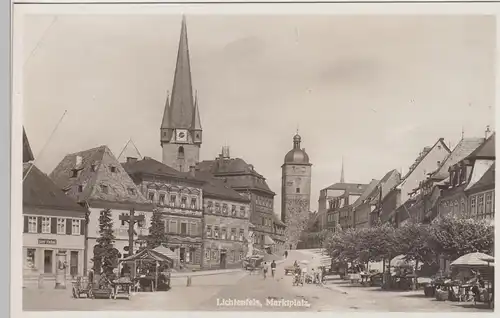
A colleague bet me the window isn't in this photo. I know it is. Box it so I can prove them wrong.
[486,193,492,214]
[90,164,96,172]
[137,215,145,228]
[170,220,177,234]
[214,226,219,239]
[191,198,197,209]
[70,169,78,178]
[110,166,117,173]
[221,228,227,240]
[215,203,221,213]
[230,228,236,240]
[78,185,83,193]
[231,205,236,216]
[206,225,212,238]
[28,216,37,233]
[164,220,169,233]
[208,201,214,213]
[461,198,466,215]
[170,195,176,207]
[121,213,127,226]
[205,248,211,260]
[239,229,244,241]
[128,188,136,195]
[296,188,300,193]
[180,223,187,235]
[148,192,155,202]
[101,185,108,194]
[239,251,243,260]
[240,206,246,218]
[178,146,185,159]
[212,250,218,262]
[470,197,477,216]
[57,218,65,234]
[181,197,187,208]
[41,217,50,234]
[222,204,228,215]
[190,223,197,236]
[26,249,36,269]
[72,219,80,235]
[159,194,165,205]
[231,250,236,262]
[478,195,485,215]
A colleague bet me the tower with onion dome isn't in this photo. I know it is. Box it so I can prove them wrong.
[281,132,312,249]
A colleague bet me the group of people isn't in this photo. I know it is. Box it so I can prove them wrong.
[262,260,277,279]
[292,260,325,285]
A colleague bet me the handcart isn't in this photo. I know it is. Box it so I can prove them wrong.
[111,277,133,300]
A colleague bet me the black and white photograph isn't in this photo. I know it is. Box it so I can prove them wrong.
[15,6,495,312]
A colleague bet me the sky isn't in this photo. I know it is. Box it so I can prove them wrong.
[22,14,496,215]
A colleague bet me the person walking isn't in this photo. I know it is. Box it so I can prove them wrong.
[271,260,277,278]
[263,262,269,279]
[284,251,288,259]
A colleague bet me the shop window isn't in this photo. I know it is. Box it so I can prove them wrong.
[26,249,36,269]
[205,248,211,260]
[72,219,80,235]
[57,218,66,234]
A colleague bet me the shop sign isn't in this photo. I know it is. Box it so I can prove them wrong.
[38,238,57,245]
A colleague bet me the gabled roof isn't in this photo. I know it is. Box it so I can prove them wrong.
[162,16,196,129]
[401,138,451,182]
[23,127,34,163]
[196,157,274,195]
[469,162,495,191]
[192,170,250,203]
[465,159,495,192]
[353,179,380,208]
[431,137,484,180]
[121,157,202,185]
[23,163,87,217]
[49,145,151,209]
[465,133,495,160]
[322,182,368,195]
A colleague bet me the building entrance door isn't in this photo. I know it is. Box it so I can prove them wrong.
[44,250,53,274]
[179,247,185,263]
[220,252,227,269]
[70,251,78,277]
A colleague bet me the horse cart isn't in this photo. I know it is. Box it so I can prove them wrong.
[72,276,93,299]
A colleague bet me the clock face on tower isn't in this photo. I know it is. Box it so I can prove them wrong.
[176,129,188,143]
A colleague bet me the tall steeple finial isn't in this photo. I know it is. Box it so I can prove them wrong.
[296,123,299,135]
[485,125,492,139]
[340,157,345,183]
[461,126,465,140]
[165,14,195,129]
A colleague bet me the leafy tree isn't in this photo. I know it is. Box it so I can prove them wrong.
[395,221,435,265]
[146,209,167,249]
[92,209,120,278]
[428,214,494,260]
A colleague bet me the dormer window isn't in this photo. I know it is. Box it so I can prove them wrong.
[90,164,97,172]
[148,192,155,202]
[110,166,117,173]
[70,169,78,178]
[101,185,108,194]
[128,188,136,196]
[78,185,83,193]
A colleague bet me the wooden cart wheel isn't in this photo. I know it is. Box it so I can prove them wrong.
[72,287,79,299]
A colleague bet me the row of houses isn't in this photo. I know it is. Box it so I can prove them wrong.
[316,128,495,233]
[22,130,284,280]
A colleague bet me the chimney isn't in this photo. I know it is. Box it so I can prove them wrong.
[222,146,230,159]
[76,155,82,168]
[189,166,196,177]
[437,160,441,168]
[144,156,151,160]
[127,157,138,164]
[485,125,492,139]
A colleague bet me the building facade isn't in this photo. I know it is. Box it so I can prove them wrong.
[195,171,251,269]
[196,148,282,252]
[160,16,202,172]
[324,181,368,231]
[23,160,88,280]
[50,145,153,271]
[122,157,205,268]
[281,133,312,249]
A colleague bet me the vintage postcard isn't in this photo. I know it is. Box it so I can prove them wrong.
[12,2,496,313]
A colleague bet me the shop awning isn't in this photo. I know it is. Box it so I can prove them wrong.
[121,248,173,266]
[153,246,180,261]
[264,235,276,246]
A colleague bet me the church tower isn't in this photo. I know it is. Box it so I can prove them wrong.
[281,132,312,249]
[160,16,202,172]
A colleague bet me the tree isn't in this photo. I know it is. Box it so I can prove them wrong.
[146,209,167,249]
[428,214,494,260]
[395,221,435,265]
[92,209,120,278]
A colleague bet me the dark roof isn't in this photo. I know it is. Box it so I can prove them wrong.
[283,134,310,165]
[353,179,380,208]
[122,157,202,185]
[49,145,151,208]
[323,182,368,195]
[23,163,87,217]
[196,157,274,195]
[466,162,495,193]
[373,169,401,203]
[431,137,484,180]
[193,170,250,203]
[23,127,34,163]
[466,133,495,160]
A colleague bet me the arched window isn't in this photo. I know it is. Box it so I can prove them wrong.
[178,146,185,159]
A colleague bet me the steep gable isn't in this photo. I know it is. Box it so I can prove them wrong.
[50,145,150,208]
[23,127,34,163]
[466,133,495,160]
[431,137,484,180]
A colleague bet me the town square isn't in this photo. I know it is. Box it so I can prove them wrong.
[20,12,494,312]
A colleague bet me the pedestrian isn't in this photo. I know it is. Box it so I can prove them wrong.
[301,265,308,282]
[263,262,269,279]
[271,260,277,278]
[284,251,288,259]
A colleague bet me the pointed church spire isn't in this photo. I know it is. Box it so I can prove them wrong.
[340,157,345,183]
[166,15,195,129]
[192,90,202,130]
[161,91,170,128]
